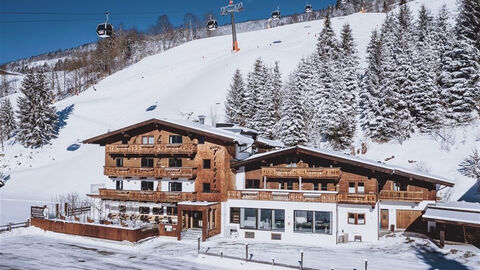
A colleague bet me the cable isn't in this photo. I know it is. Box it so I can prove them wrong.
[0,16,166,24]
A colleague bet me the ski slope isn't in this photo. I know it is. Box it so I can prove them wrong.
[1,0,475,224]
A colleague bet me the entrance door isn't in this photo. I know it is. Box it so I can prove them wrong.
[381,209,389,229]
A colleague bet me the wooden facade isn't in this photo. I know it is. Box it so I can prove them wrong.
[94,188,197,203]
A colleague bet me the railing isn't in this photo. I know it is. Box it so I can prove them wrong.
[227,190,337,203]
[97,189,197,202]
[379,190,424,202]
[104,166,197,179]
[261,167,341,179]
[0,220,30,233]
[105,143,197,155]
[337,193,377,205]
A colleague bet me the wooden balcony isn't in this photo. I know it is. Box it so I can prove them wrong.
[105,143,197,155]
[104,166,197,179]
[337,193,377,205]
[261,167,341,179]
[227,190,337,203]
[379,190,424,202]
[96,188,197,203]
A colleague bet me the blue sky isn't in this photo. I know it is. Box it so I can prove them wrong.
[0,0,335,65]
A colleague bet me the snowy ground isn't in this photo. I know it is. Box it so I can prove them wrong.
[0,227,478,270]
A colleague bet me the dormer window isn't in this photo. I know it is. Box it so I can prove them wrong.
[142,136,154,145]
[169,135,182,144]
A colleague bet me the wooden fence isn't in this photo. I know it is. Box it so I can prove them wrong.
[31,218,158,242]
[0,221,30,233]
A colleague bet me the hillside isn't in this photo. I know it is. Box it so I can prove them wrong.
[1,0,477,224]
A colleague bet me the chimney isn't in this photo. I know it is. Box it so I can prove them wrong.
[198,115,206,125]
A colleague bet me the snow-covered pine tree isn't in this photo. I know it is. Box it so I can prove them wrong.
[271,61,283,123]
[16,72,57,148]
[244,58,266,129]
[392,3,415,141]
[456,0,480,53]
[360,29,383,138]
[225,69,246,126]
[0,98,16,141]
[438,0,480,123]
[254,65,277,139]
[412,6,443,132]
[278,73,308,146]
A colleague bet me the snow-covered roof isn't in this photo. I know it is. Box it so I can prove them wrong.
[256,136,284,148]
[233,145,454,186]
[221,125,259,135]
[177,201,219,206]
[83,118,254,146]
[423,201,480,225]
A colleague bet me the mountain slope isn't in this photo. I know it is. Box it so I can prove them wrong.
[1,0,475,224]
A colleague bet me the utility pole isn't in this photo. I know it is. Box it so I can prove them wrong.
[221,0,244,52]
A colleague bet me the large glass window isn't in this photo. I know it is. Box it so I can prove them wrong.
[169,135,183,144]
[259,209,272,230]
[294,211,313,232]
[273,209,285,231]
[240,208,257,229]
[315,211,331,234]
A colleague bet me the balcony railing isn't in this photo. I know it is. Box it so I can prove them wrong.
[337,193,377,205]
[379,190,424,202]
[96,188,197,203]
[227,190,337,203]
[105,143,197,155]
[261,167,341,179]
[104,166,197,179]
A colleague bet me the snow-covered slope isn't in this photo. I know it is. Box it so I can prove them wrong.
[1,0,475,224]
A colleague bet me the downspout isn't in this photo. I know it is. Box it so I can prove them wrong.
[335,202,338,244]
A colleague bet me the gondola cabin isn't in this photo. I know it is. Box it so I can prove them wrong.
[305,4,313,13]
[96,23,113,38]
[271,10,280,20]
[207,20,218,31]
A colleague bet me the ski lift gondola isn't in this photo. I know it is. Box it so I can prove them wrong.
[96,12,113,38]
[271,6,280,20]
[305,3,313,13]
[207,16,218,31]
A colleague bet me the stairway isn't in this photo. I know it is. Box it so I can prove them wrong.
[181,228,203,241]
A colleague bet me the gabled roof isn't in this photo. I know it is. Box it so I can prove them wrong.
[83,118,254,146]
[232,145,454,186]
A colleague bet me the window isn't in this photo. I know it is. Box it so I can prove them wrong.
[271,233,282,240]
[169,135,182,144]
[273,209,285,231]
[245,231,255,238]
[259,209,272,230]
[115,180,123,190]
[393,181,407,191]
[321,183,328,191]
[287,180,293,190]
[153,207,163,215]
[294,211,313,232]
[286,157,298,167]
[141,157,154,168]
[349,182,356,193]
[314,183,319,191]
[203,183,211,193]
[169,158,182,167]
[230,207,240,224]
[167,206,177,215]
[314,211,331,234]
[198,136,205,144]
[357,182,365,193]
[169,182,182,192]
[141,181,154,191]
[348,213,366,225]
[246,179,260,189]
[119,205,126,213]
[139,207,150,214]
[203,159,211,169]
[142,136,154,145]
[240,208,257,229]
[116,157,123,167]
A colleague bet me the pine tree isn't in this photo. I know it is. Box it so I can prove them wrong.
[255,65,277,139]
[278,73,308,146]
[225,69,245,125]
[456,0,480,53]
[271,61,283,123]
[16,72,58,148]
[0,98,16,141]
[244,58,266,128]
[438,0,480,123]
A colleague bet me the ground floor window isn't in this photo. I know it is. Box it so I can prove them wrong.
[237,207,285,232]
[294,210,332,234]
[153,207,163,215]
[348,213,365,225]
[139,207,150,214]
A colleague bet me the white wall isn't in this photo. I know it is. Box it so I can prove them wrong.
[105,178,194,192]
[378,200,434,231]
[235,166,245,190]
[223,200,337,245]
[337,204,378,242]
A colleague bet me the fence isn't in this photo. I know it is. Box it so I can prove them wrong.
[0,220,30,233]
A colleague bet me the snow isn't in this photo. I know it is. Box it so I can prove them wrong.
[0,0,474,226]
[255,136,284,148]
[177,201,218,206]
[0,227,478,269]
[423,201,480,225]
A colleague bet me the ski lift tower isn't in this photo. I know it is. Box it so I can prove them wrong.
[221,1,244,52]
